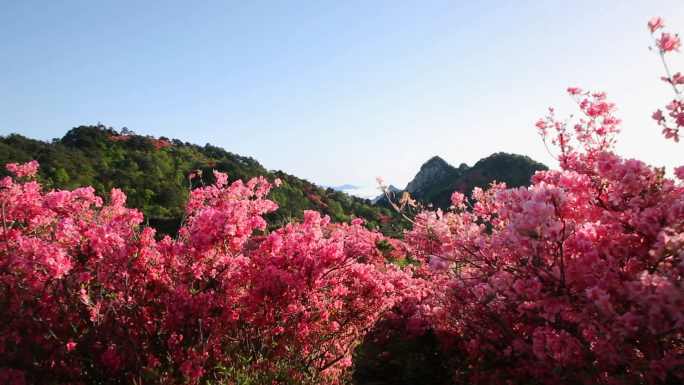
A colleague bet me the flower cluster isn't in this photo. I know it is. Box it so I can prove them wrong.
[386,17,684,382]
[406,87,684,383]
[649,16,684,142]
[0,165,415,384]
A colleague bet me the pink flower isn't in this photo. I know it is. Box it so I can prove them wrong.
[101,348,121,372]
[109,188,127,206]
[428,256,449,271]
[659,33,681,52]
[6,161,39,177]
[673,72,684,85]
[78,272,92,283]
[567,87,583,95]
[674,166,684,180]
[326,321,340,332]
[179,360,203,379]
[652,109,664,123]
[450,192,465,207]
[675,112,684,127]
[472,283,490,301]
[66,339,77,352]
[274,178,282,186]
[662,127,680,142]
[648,16,666,33]
[591,91,607,100]
[513,278,541,298]
[213,170,228,187]
[146,356,160,370]
[179,360,193,375]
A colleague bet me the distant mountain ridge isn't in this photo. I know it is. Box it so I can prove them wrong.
[371,185,401,204]
[336,184,360,190]
[378,153,548,210]
[320,184,403,202]
[319,184,360,190]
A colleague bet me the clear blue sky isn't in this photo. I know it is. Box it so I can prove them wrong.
[1,1,683,188]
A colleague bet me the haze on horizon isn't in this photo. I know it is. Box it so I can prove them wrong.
[1,1,683,188]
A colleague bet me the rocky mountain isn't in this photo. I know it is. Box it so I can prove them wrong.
[371,185,402,204]
[404,156,464,196]
[378,153,549,211]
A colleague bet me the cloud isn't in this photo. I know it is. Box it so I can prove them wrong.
[341,187,383,200]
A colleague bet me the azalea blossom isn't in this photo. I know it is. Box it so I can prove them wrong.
[648,16,666,33]
[659,32,681,52]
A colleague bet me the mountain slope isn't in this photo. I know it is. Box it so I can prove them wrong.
[378,153,549,211]
[421,152,549,209]
[0,125,408,236]
[404,156,463,197]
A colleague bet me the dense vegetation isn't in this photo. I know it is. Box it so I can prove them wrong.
[0,125,407,237]
[1,16,682,385]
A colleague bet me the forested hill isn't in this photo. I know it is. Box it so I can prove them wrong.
[419,153,549,209]
[377,153,549,211]
[0,125,406,237]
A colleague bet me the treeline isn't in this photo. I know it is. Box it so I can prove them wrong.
[0,125,408,237]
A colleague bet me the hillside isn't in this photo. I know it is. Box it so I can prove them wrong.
[0,125,408,237]
[378,153,549,210]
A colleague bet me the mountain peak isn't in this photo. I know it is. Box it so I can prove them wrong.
[424,156,448,165]
[336,184,359,190]
[375,152,548,210]
[405,156,458,196]
[418,156,451,172]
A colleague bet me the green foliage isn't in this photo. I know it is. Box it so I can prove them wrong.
[54,168,69,183]
[0,126,407,238]
[353,327,461,385]
[375,239,418,268]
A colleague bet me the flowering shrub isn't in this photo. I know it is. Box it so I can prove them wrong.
[397,17,684,383]
[2,14,683,385]
[0,162,414,384]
